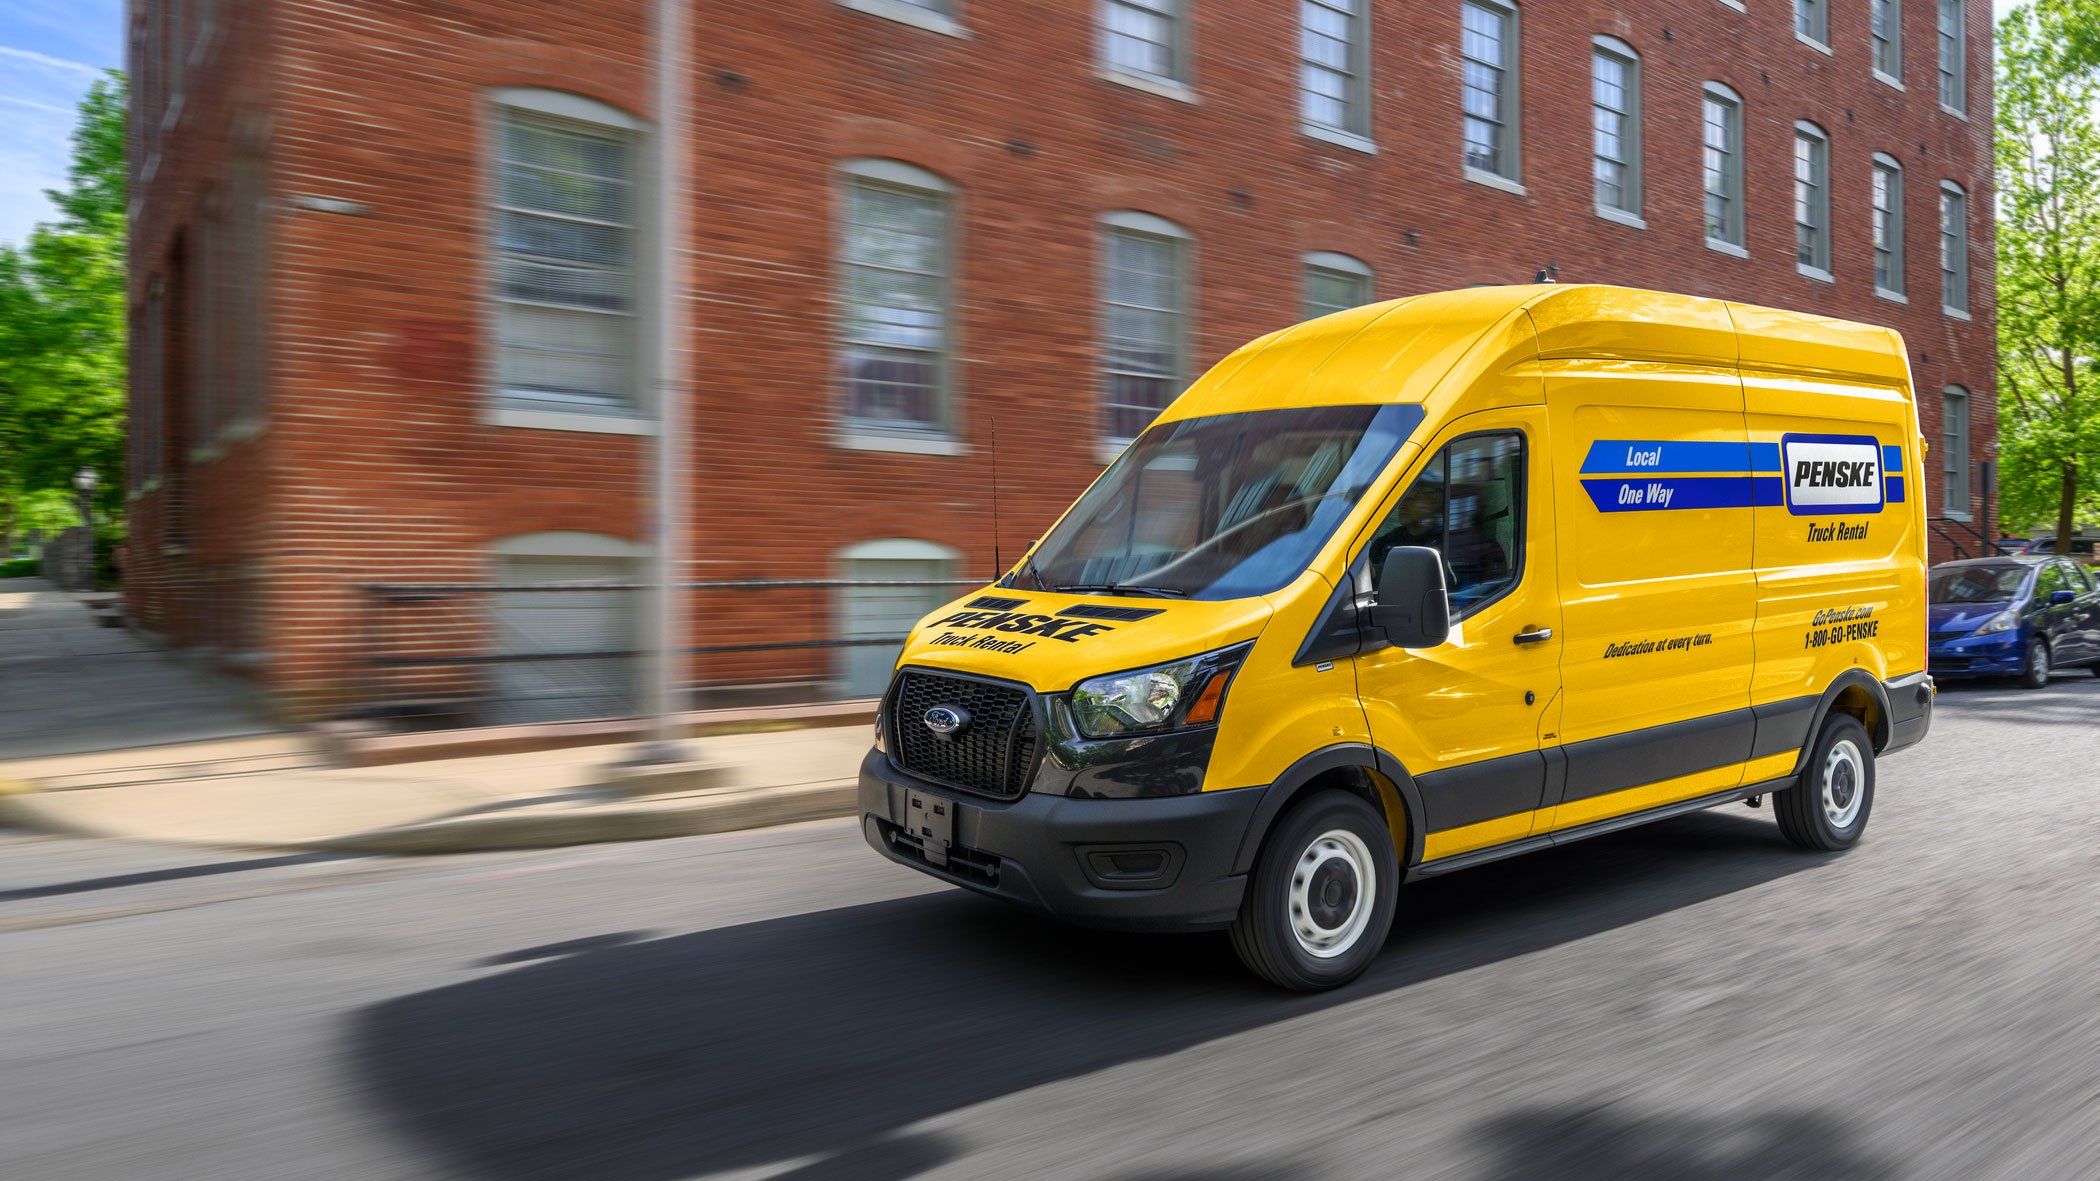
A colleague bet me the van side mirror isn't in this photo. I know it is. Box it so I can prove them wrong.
[1372,547,1451,648]
[2051,589,2076,605]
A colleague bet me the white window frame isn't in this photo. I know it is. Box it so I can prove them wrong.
[1940,180,1970,316]
[1942,385,1971,518]
[1591,36,1642,225]
[1872,0,1903,86]
[837,0,966,38]
[837,158,958,448]
[1100,0,1192,96]
[1793,121,1833,281]
[1938,0,1967,115]
[1301,0,1372,149]
[1795,0,1830,51]
[1702,83,1746,254]
[1100,211,1191,450]
[1872,154,1906,300]
[484,89,653,435]
[1460,0,1522,192]
[1303,251,1374,319]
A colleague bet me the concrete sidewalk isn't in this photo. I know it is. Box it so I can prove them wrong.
[0,725,872,853]
[0,576,872,852]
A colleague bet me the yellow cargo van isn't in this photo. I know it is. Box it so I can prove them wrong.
[860,284,1934,990]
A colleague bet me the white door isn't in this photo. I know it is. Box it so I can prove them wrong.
[839,545,956,698]
[490,553,638,724]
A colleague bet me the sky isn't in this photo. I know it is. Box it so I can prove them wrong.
[0,0,2042,248]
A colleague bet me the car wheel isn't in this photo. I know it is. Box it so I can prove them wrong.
[2021,638,2051,689]
[1774,713,1875,852]
[1229,789,1398,991]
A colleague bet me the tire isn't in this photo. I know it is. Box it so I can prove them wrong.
[2021,638,2052,690]
[1229,789,1398,991]
[1774,713,1875,852]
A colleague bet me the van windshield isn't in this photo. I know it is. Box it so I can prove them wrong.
[1021,404,1425,601]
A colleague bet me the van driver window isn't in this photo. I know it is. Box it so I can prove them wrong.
[1368,432,1524,617]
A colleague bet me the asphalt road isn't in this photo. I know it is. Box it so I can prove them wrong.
[5,675,2099,1181]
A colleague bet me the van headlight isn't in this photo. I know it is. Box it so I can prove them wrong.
[1068,644,1250,739]
[1975,610,2018,635]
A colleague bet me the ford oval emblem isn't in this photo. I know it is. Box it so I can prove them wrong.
[923,704,970,739]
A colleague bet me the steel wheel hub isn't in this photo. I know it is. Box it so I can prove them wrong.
[1288,829,1376,959]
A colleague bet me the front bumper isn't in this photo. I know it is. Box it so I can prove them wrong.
[858,748,1262,932]
[1928,631,2024,676]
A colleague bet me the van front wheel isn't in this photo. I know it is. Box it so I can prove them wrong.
[1774,713,1875,852]
[1229,789,1398,991]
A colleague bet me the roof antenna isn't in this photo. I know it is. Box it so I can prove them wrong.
[989,412,1004,584]
[1535,263,1560,283]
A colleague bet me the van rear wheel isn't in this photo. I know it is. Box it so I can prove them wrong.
[1229,789,1397,991]
[1774,713,1875,852]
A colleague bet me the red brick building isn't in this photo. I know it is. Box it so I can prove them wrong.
[128,0,1997,719]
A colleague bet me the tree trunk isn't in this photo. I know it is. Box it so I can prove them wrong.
[2057,463,2079,568]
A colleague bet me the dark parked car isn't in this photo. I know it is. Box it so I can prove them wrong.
[1928,557,2100,688]
[2024,535,2100,563]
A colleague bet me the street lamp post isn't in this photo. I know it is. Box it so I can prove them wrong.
[72,467,98,591]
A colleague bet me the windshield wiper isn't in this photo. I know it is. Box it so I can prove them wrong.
[1053,583,1188,599]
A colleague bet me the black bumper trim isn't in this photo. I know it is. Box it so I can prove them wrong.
[859,748,1260,932]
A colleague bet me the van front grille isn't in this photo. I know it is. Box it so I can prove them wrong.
[890,670,1037,800]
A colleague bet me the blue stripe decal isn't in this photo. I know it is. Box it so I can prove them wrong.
[1882,444,1903,473]
[1886,475,1906,503]
[1580,441,1754,474]
[1583,476,1788,512]
[1749,442,1781,472]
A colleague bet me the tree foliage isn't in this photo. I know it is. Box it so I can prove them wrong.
[0,73,128,549]
[1995,8,2100,539]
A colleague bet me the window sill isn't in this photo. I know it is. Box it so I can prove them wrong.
[1797,264,1836,284]
[1875,287,1910,305]
[1874,71,1904,91]
[1303,124,1376,154]
[1795,32,1833,56]
[1704,237,1749,259]
[1940,104,1969,121]
[836,0,967,38]
[1096,68,1198,104]
[1595,206,1646,230]
[1942,306,1973,321]
[489,407,656,435]
[1716,0,1745,9]
[1462,167,1526,198]
[837,430,966,456]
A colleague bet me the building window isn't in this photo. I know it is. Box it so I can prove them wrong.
[1795,0,1828,47]
[1938,0,1966,113]
[1940,181,1969,313]
[838,539,959,697]
[135,280,166,489]
[1460,0,1519,183]
[1703,84,1745,250]
[1872,155,1905,297]
[1304,252,1372,319]
[1942,385,1971,517]
[492,94,641,417]
[1592,37,1641,219]
[840,159,954,435]
[838,0,964,36]
[1102,212,1190,444]
[1301,0,1369,138]
[226,148,268,426]
[1103,0,1185,86]
[1794,122,1831,278]
[1872,0,1902,82]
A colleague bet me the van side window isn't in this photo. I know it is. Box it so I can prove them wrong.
[1367,431,1525,618]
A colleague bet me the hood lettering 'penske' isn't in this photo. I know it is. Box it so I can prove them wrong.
[858,284,1934,992]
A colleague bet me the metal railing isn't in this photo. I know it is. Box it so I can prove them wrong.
[349,578,985,729]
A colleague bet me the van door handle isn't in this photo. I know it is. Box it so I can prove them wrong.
[1513,627,1553,645]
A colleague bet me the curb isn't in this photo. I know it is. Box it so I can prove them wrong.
[0,779,860,855]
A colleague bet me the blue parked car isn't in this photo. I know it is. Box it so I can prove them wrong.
[1928,557,2100,688]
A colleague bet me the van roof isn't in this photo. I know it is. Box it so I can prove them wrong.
[1159,284,1912,424]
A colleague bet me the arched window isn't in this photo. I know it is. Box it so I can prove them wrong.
[1793,121,1832,278]
[1941,387,1971,518]
[1702,83,1745,250]
[1872,153,1905,298]
[1592,36,1641,220]
[840,159,955,439]
[1460,0,1521,184]
[1303,251,1373,320]
[1939,181,1970,314]
[837,539,961,697]
[1101,211,1192,444]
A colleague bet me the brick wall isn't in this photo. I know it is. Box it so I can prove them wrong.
[130,0,1999,716]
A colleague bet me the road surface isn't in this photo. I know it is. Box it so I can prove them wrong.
[5,675,2099,1180]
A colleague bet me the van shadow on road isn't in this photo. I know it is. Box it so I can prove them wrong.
[350,811,1829,1181]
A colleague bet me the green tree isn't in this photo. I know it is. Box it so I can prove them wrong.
[0,73,127,556]
[1995,8,2100,546]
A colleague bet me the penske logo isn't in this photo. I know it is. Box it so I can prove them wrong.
[1782,434,1884,516]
